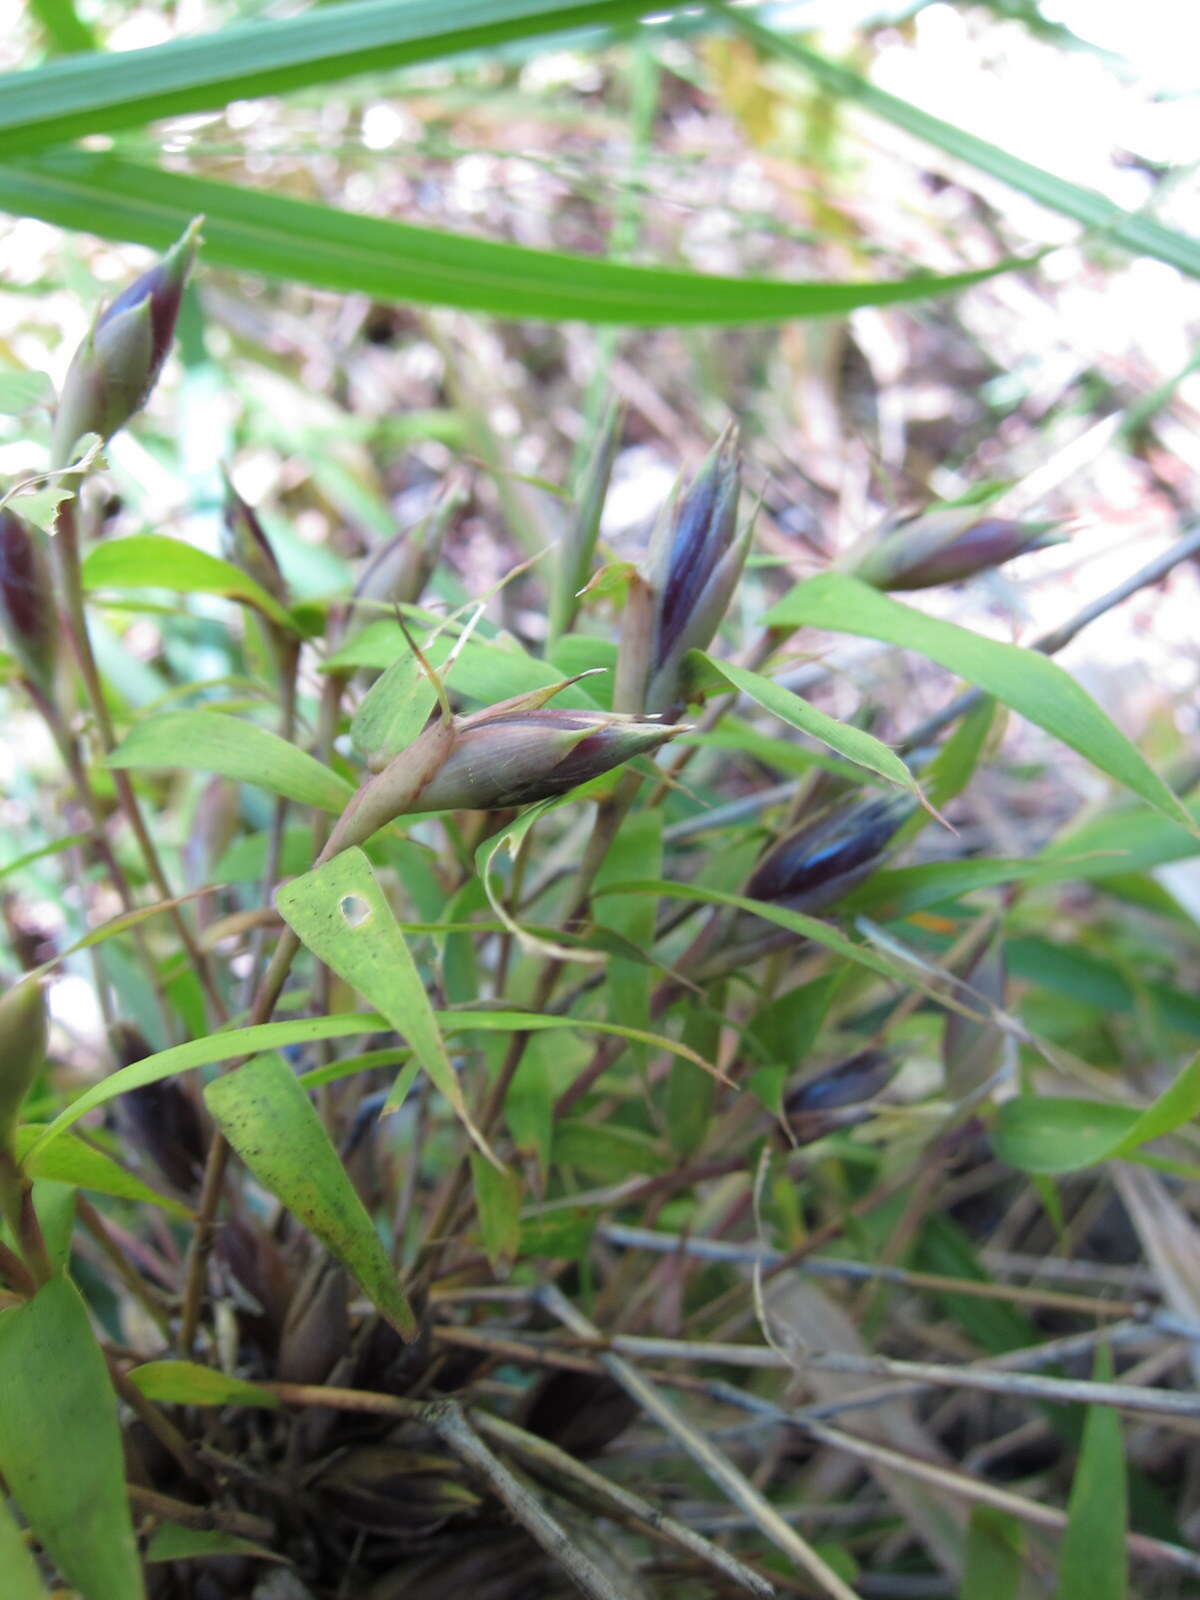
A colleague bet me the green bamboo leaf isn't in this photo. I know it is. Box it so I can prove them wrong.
[962,1507,1022,1599]
[274,849,492,1156]
[14,1126,190,1217]
[595,877,906,985]
[0,0,664,149]
[129,1360,278,1409]
[700,652,923,799]
[1057,1350,1126,1600]
[469,1153,522,1273]
[555,1120,670,1178]
[995,1052,1200,1175]
[0,831,91,882]
[724,7,1200,281]
[765,574,1193,828]
[145,1524,277,1565]
[204,1052,418,1340]
[26,0,97,57]
[83,535,295,632]
[0,150,1033,325]
[0,1491,50,1600]
[108,708,354,813]
[0,1275,142,1600]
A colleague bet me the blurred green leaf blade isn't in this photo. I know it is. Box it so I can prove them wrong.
[0,1274,143,1600]
[1057,1350,1127,1600]
[0,150,1035,325]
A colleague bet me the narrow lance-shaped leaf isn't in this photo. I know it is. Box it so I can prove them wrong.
[129,1360,278,1409]
[23,1006,723,1161]
[275,848,493,1155]
[994,1051,1200,1175]
[0,1491,49,1600]
[1056,1349,1127,1600]
[0,1274,143,1600]
[0,150,1037,325]
[765,574,1194,828]
[109,708,354,813]
[204,1053,418,1340]
[0,0,672,149]
[701,652,926,802]
[83,534,296,632]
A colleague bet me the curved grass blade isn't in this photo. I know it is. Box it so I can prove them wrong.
[0,0,666,151]
[702,652,926,801]
[765,574,1193,829]
[722,6,1200,281]
[24,1007,722,1162]
[0,150,1036,325]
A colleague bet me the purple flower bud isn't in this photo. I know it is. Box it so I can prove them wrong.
[745,790,916,912]
[51,219,202,468]
[783,1047,897,1146]
[221,472,286,604]
[644,426,745,712]
[0,510,58,695]
[413,707,680,813]
[850,505,1061,592]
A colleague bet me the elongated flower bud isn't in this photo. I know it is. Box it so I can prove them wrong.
[745,790,916,912]
[0,510,58,696]
[643,426,745,713]
[353,484,462,616]
[51,219,202,468]
[850,506,1060,592]
[548,400,621,647]
[783,1047,897,1146]
[327,698,682,855]
[221,472,287,604]
[0,977,47,1152]
[413,707,678,813]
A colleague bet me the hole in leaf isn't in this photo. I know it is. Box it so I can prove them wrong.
[339,893,371,929]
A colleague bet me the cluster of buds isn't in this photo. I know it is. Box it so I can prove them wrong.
[638,425,747,714]
[848,503,1060,592]
[0,510,58,698]
[50,218,201,470]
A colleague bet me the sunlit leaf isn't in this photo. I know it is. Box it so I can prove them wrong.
[765,574,1192,827]
[109,708,354,813]
[84,535,296,631]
